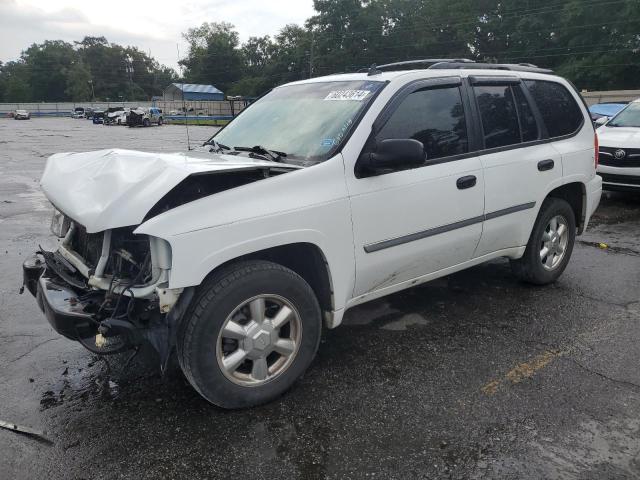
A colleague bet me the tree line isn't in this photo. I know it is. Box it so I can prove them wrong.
[0,36,176,103]
[1,0,639,102]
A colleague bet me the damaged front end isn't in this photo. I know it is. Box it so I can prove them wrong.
[23,148,299,369]
[22,217,192,370]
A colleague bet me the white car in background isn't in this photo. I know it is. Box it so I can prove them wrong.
[597,99,640,191]
[14,109,31,120]
[72,107,86,119]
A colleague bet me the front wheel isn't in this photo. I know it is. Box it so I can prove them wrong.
[143,118,151,127]
[510,197,576,285]
[177,260,322,408]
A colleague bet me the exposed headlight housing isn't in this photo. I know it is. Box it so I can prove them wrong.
[50,208,70,238]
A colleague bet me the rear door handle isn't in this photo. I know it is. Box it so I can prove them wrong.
[456,175,477,190]
[538,159,555,171]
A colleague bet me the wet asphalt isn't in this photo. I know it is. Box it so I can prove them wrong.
[1,118,640,480]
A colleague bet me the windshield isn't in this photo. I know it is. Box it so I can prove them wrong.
[607,102,640,128]
[211,80,385,163]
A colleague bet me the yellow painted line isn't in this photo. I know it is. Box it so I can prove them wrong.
[481,379,501,395]
[481,350,564,395]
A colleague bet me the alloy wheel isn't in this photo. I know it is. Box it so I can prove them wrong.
[216,295,302,386]
[540,215,569,271]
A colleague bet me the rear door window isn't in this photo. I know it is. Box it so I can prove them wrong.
[524,80,583,137]
[376,86,469,161]
[474,85,521,149]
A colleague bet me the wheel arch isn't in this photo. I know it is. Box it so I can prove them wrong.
[199,242,335,324]
[546,182,587,234]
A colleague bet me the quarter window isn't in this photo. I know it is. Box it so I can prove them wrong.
[524,80,583,138]
[474,85,520,149]
[376,86,469,160]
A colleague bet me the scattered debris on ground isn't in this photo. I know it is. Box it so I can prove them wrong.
[0,420,52,444]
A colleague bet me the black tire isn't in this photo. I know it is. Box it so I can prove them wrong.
[143,118,151,127]
[177,260,322,408]
[510,197,576,285]
[157,117,163,126]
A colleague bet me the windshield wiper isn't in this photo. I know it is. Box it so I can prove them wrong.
[233,145,287,163]
[202,139,234,153]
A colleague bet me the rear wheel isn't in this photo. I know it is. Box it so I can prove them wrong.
[177,260,322,408]
[510,197,576,285]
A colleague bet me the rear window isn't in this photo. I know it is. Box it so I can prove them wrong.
[524,80,583,138]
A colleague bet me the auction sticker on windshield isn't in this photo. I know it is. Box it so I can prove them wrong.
[324,90,371,101]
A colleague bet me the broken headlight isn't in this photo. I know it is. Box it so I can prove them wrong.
[50,208,70,238]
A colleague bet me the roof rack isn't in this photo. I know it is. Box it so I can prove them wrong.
[366,59,553,75]
[375,58,475,71]
[430,61,553,74]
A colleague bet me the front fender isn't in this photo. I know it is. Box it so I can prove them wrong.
[134,156,356,311]
[143,203,354,312]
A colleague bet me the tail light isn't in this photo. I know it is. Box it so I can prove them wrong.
[594,132,599,169]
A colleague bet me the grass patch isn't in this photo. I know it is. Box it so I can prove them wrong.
[165,119,230,126]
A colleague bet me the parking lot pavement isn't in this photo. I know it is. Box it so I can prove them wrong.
[1,118,640,479]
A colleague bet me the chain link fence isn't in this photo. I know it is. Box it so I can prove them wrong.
[0,100,249,119]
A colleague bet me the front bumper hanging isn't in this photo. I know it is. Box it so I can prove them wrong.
[22,251,192,368]
[23,254,98,340]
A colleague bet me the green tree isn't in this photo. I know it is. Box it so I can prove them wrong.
[0,61,5,102]
[65,61,92,100]
[22,40,78,101]
[553,0,640,90]
[270,25,312,81]
[180,22,245,92]
[1,1,639,101]
[74,36,176,101]
[1,61,31,102]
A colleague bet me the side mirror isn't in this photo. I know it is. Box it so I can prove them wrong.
[594,116,608,126]
[358,138,426,175]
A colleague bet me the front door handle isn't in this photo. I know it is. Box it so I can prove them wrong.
[538,159,555,171]
[457,175,477,190]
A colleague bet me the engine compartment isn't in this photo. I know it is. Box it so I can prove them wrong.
[144,168,289,222]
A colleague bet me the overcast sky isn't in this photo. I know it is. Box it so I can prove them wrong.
[0,0,316,70]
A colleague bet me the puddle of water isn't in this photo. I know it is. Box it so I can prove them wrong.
[39,360,121,411]
[530,418,640,478]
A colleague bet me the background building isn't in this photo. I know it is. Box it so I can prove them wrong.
[162,83,224,101]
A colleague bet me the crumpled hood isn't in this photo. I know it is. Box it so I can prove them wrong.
[597,126,640,147]
[41,148,295,233]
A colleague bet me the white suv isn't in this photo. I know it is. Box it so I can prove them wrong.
[596,98,640,191]
[23,60,602,408]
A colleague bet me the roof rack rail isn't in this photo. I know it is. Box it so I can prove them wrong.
[429,61,553,74]
[375,58,475,72]
[365,58,553,75]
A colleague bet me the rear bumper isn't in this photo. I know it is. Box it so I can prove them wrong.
[23,256,97,340]
[583,175,603,232]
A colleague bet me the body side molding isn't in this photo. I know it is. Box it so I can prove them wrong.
[364,201,536,253]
